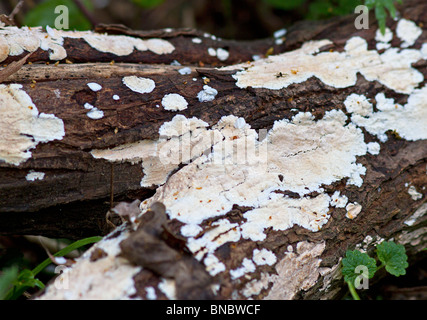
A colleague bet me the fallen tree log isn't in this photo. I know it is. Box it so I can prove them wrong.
[0,0,426,300]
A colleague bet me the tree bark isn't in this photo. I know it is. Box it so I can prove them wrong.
[0,0,426,300]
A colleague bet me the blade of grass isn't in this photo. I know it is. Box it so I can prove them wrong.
[32,236,102,276]
[5,236,102,300]
[347,280,361,300]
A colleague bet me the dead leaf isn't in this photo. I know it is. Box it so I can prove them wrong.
[0,52,33,83]
[110,199,141,224]
[0,14,15,27]
[39,239,75,267]
[106,199,141,230]
[119,202,216,299]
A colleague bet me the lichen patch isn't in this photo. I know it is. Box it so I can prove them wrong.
[204,254,226,276]
[0,84,65,165]
[375,27,393,50]
[91,103,375,292]
[241,193,332,241]
[144,38,175,55]
[344,93,373,117]
[0,36,9,62]
[330,191,348,208]
[252,248,277,266]
[87,82,102,92]
[230,258,256,279]
[265,241,326,299]
[396,18,422,48]
[86,107,104,120]
[0,26,175,63]
[366,142,380,155]
[91,115,219,187]
[158,278,176,300]
[208,48,216,56]
[142,110,368,242]
[207,47,229,61]
[228,36,423,94]
[25,170,45,181]
[407,185,423,201]
[0,26,66,61]
[92,109,369,283]
[422,43,427,60]
[186,218,241,261]
[122,76,156,94]
[161,93,188,111]
[345,202,362,219]
[178,67,192,75]
[216,48,229,61]
[49,27,175,56]
[350,86,427,142]
[241,272,273,298]
[197,85,218,102]
[273,28,287,39]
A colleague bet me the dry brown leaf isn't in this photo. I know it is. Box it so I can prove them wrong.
[0,52,33,83]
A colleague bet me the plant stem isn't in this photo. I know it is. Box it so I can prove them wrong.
[376,262,386,273]
[32,236,102,276]
[347,280,361,300]
[5,236,102,300]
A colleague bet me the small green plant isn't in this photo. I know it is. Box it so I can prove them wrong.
[0,236,101,300]
[341,240,408,300]
[365,0,403,34]
[131,0,165,8]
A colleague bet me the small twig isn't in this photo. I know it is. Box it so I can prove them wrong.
[71,0,97,28]
[0,52,33,83]
[9,0,24,20]
[38,238,74,267]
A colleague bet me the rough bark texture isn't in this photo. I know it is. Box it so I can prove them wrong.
[0,0,426,300]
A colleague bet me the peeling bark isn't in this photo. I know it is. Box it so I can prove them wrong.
[0,0,426,300]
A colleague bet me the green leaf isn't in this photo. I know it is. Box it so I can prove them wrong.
[15,269,44,289]
[383,1,396,18]
[263,0,307,10]
[364,0,376,9]
[342,250,377,285]
[32,236,102,276]
[307,0,334,20]
[375,4,387,35]
[33,279,46,290]
[335,0,363,16]
[307,0,363,20]
[364,0,404,35]
[23,0,93,30]
[131,0,165,8]
[0,267,19,300]
[376,241,408,276]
